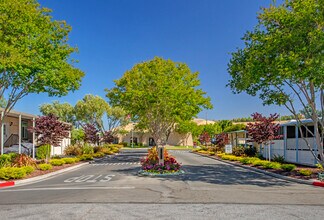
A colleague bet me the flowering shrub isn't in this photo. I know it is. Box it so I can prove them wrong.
[140,147,181,173]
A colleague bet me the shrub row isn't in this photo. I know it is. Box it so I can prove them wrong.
[220,155,297,172]
[0,166,34,180]
[64,144,121,157]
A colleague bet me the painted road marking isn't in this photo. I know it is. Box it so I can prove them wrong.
[0,186,135,192]
[90,162,141,166]
[64,175,115,183]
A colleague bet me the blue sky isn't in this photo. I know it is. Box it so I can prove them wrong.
[15,0,291,120]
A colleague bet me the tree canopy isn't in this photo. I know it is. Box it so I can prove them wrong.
[0,0,84,118]
[40,101,75,125]
[106,57,212,146]
[74,94,109,132]
[227,0,324,166]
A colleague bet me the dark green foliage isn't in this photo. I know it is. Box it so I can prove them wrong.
[273,154,285,163]
[244,146,257,157]
[82,145,94,154]
[0,153,16,168]
[36,145,51,160]
[223,124,246,132]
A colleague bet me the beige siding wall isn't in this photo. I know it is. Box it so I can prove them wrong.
[117,131,193,146]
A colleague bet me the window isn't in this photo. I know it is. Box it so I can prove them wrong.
[21,121,28,139]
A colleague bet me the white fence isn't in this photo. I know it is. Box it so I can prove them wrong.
[261,138,318,166]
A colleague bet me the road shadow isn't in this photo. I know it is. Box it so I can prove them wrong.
[116,163,295,187]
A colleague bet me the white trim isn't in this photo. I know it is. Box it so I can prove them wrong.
[18,114,21,154]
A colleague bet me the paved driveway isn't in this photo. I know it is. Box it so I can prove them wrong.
[0,149,323,219]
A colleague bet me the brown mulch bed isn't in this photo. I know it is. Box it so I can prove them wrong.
[22,162,85,180]
[195,152,322,181]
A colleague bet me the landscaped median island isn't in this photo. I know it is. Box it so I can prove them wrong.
[138,147,184,176]
[193,148,324,182]
[0,144,122,182]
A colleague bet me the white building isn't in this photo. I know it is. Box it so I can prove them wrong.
[0,108,71,158]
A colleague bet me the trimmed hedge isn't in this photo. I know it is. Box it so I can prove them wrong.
[281,164,296,171]
[38,163,53,171]
[62,158,77,164]
[78,154,93,161]
[50,159,66,166]
[0,166,34,180]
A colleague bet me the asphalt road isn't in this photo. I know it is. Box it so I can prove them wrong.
[0,149,324,219]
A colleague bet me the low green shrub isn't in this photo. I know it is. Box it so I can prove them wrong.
[316,163,323,170]
[272,154,285,163]
[23,166,35,174]
[38,163,53,171]
[252,159,268,167]
[232,146,245,156]
[0,153,16,168]
[78,154,93,161]
[221,155,241,161]
[82,145,94,155]
[200,146,208,151]
[239,157,259,165]
[198,150,208,154]
[62,158,77,164]
[208,151,215,156]
[298,169,312,176]
[120,142,128,147]
[0,167,27,180]
[50,159,66,166]
[92,152,105,158]
[281,164,296,172]
[36,145,51,160]
[262,162,282,170]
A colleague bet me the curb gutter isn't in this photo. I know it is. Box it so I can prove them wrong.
[192,152,324,187]
[0,162,89,188]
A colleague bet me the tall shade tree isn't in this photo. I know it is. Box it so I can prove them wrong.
[227,0,324,166]
[0,0,84,120]
[106,57,212,146]
[74,94,109,132]
[40,101,75,125]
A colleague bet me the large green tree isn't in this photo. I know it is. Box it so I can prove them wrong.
[228,0,324,166]
[74,94,109,132]
[74,94,128,135]
[106,57,212,146]
[40,101,75,125]
[0,0,84,119]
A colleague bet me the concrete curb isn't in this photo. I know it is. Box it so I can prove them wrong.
[0,162,89,188]
[192,152,324,187]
